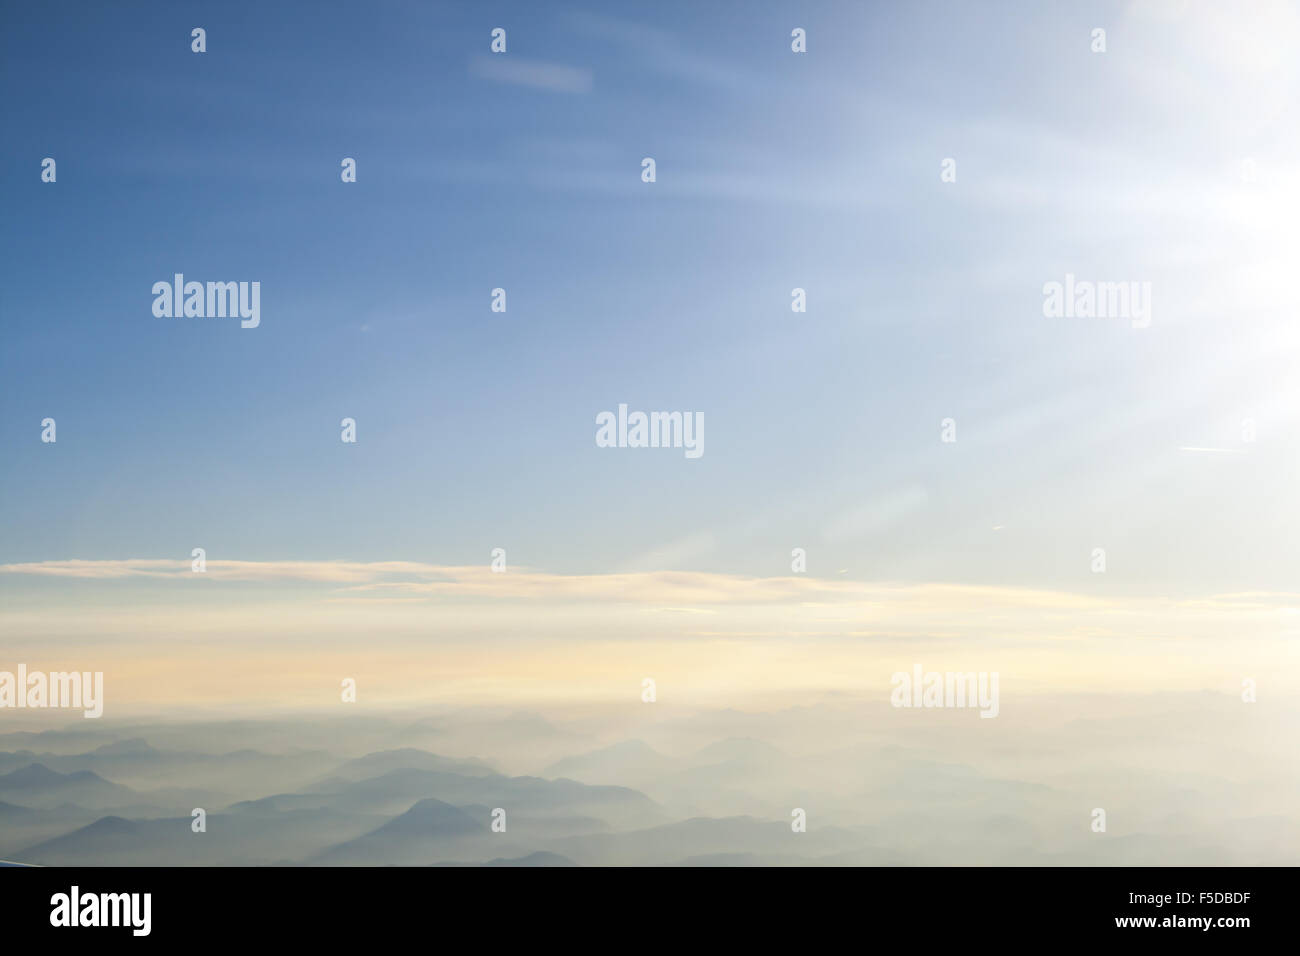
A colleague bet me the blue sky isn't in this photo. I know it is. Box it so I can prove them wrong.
[3,0,1299,597]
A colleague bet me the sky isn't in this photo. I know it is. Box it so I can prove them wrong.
[2,1,1300,715]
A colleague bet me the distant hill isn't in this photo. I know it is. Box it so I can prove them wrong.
[17,806,387,867]
[481,851,575,867]
[227,793,330,815]
[17,815,145,864]
[370,798,484,838]
[0,798,37,819]
[311,798,486,865]
[327,748,494,781]
[543,740,675,784]
[89,738,157,757]
[0,764,137,809]
[0,742,338,797]
[303,766,664,828]
[548,815,869,866]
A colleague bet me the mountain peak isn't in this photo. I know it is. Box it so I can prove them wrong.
[379,798,484,837]
[81,815,138,836]
[90,738,156,756]
[0,763,65,787]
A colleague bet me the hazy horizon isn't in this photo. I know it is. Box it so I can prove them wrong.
[3,1,1298,865]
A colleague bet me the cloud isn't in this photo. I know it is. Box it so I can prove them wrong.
[0,558,181,579]
[469,56,593,93]
[3,559,1297,714]
[3,559,1298,646]
[0,558,440,583]
[561,10,756,93]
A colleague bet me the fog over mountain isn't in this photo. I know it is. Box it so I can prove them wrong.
[1,692,1295,866]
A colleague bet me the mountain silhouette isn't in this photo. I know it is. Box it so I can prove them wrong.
[481,851,575,867]
[311,798,489,865]
[373,798,484,837]
[328,748,494,781]
[0,763,137,808]
[89,738,157,756]
[544,740,674,783]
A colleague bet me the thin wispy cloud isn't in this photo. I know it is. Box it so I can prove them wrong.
[4,558,1299,643]
[469,55,593,93]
